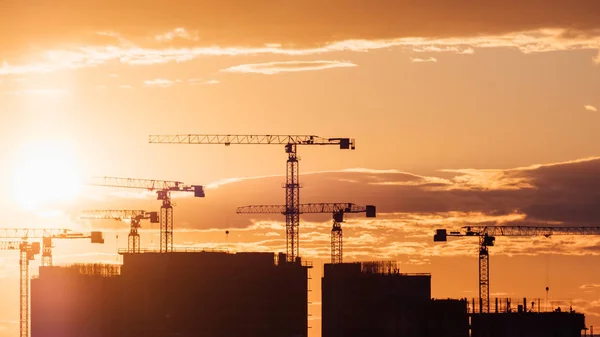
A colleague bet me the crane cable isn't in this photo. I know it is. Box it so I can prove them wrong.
[545,254,551,311]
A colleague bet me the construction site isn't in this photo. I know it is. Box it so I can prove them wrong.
[0,135,593,337]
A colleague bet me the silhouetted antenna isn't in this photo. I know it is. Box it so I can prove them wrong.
[150,219,154,245]
[115,221,119,258]
[225,230,230,252]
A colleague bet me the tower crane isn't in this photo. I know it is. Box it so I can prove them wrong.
[236,203,376,264]
[80,210,159,253]
[0,240,39,337]
[88,177,205,253]
[149,134,355,262]
[0,228,104,337]
[434,225,600,313]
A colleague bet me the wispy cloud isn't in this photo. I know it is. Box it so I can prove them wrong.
[410,57,438,63]
[144,78,175,88]
[141,78,219,87]
[188,79,220,85]
[155,28,198,43]
[413,46,475,54]
[0,62,56,76]
[7,88,68,97]
[81,156,600,259]
[148,212,600,260]
[221,60,357,75]
[585,105,598,112]
[0,29,599,76]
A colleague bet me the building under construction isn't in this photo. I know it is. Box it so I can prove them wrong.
[31,251,310,337]
[321,261,587,337]
[321,261,469,337]
[471,311,585,337]
[468,298,586,337]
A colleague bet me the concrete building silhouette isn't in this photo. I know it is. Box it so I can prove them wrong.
[31,251,310,337]
[321,261,469,337]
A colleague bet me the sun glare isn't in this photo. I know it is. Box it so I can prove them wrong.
[12,141,82,211]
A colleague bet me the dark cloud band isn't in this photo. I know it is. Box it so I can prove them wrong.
[2,0,600,54]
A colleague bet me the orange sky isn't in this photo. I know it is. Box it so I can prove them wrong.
[1,1,600,336]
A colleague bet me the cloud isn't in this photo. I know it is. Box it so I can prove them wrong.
[144,78,175,88]
[595,51,600,64]
[585,105,598,111]
[155,28,198,43]
[142,78,218,87]
[580,284,600,289]
[0,62,56,75]
[413,46,475,54]
[1,28,600,76]
[82,157,600,232]
[410,57,438,63]
[72,156,600,261]
[175,213,600,260]
[7,88,68,97]
[221,60,357,75]
[188,79,219,85]
[1,2,600,77]
[2,1,600,51]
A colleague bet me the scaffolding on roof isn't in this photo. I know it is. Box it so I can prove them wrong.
[360,261,398,275]
[51,263,122,277]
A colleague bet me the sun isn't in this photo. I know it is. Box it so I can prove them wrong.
[12,141,82,211]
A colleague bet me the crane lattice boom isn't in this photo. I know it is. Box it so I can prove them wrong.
[449,225,600,237]
[0,241,22,250]
[0,228,72,239]
[89,177,194,192]
[236,203,370,214]
[149,134,355,148]
[80,210,152,220]
[238,203,375,265]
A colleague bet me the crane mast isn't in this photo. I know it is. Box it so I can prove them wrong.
[236,203,375,264]
[0,228,104,337]
[434,225,600,313]
[89,177,204,253]
[80,210,159,253]
[150,134,355,263]
[18,241,39,337]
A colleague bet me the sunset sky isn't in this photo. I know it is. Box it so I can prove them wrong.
[1,1,600,336]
